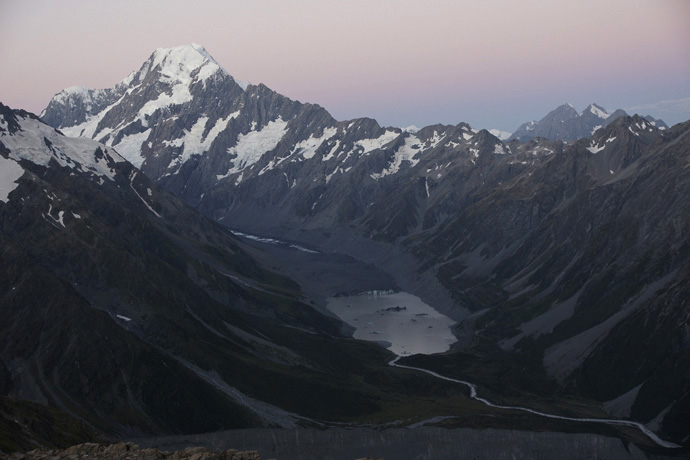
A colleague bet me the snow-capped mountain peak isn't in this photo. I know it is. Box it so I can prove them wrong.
[53,86,97,104]
[41,43,256,168]
[584,103,609,119]
[146,43,230,86]
[509,103,667,142]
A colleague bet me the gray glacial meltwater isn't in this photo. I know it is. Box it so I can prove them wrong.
[326,291,457,355]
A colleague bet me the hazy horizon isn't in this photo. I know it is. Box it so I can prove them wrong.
[1,0,689,132]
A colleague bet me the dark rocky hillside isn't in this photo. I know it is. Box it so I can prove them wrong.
[1,103,471,441]
[404,117,690,444]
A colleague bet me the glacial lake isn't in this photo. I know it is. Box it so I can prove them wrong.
[326,291,457,356]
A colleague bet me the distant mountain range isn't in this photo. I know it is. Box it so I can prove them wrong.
[508,103,668,142]
[5,43,690,449]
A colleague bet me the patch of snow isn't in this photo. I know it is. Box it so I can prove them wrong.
[628,126,639,136]
[425,131,445,149]
[356,130,399,154]
[370,135,422,180]
[0,156,24,202]
[610,170,614,175]
[463,132,474,141]
[45,205,66,228]
[116,314,132,322]
[587,141,605,154]
[322,140,341,162]
[589,105,609,119]
[139,82,193,118]
[493,144,507,155]
[326,167,342,184]
[129,172,161,218]
[220,117,288,178]
[2,115,124,180]
[591,125,602,135]
[402,125,419,133]
[112,129,151,167]
[606,136,616,143]
[291,127,338,160]
[60,91,127,140]
[71,211,81,219]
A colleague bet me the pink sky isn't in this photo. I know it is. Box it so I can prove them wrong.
[1,0,688,131]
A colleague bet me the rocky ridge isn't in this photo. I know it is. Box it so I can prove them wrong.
[508,103,668,142]
[0,443,262,460]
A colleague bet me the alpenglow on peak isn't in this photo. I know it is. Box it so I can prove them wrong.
[134,43,249,90]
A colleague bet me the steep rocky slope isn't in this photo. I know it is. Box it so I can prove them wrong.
[404,117,690,444]
[2,103,457,439]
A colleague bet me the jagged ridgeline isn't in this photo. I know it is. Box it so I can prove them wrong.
[24,42,690,449]
[508,102,668,142]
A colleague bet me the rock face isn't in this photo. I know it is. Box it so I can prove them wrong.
[0,443,261,460]
[508,103,668,142]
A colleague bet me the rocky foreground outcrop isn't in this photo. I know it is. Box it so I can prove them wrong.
[0,443,384,460]
[0,443,260,460]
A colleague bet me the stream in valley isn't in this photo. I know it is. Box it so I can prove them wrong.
[234,230,681,450]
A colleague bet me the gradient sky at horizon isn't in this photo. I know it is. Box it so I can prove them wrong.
[1,0,689,132]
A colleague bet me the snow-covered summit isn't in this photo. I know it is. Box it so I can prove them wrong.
[585,103,609,119]
[134,43,250,89]
[41,43,256,167]
[54,86,98,104]
[148,44,223,85]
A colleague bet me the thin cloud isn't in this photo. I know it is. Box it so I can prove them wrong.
[626,97,690,114]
